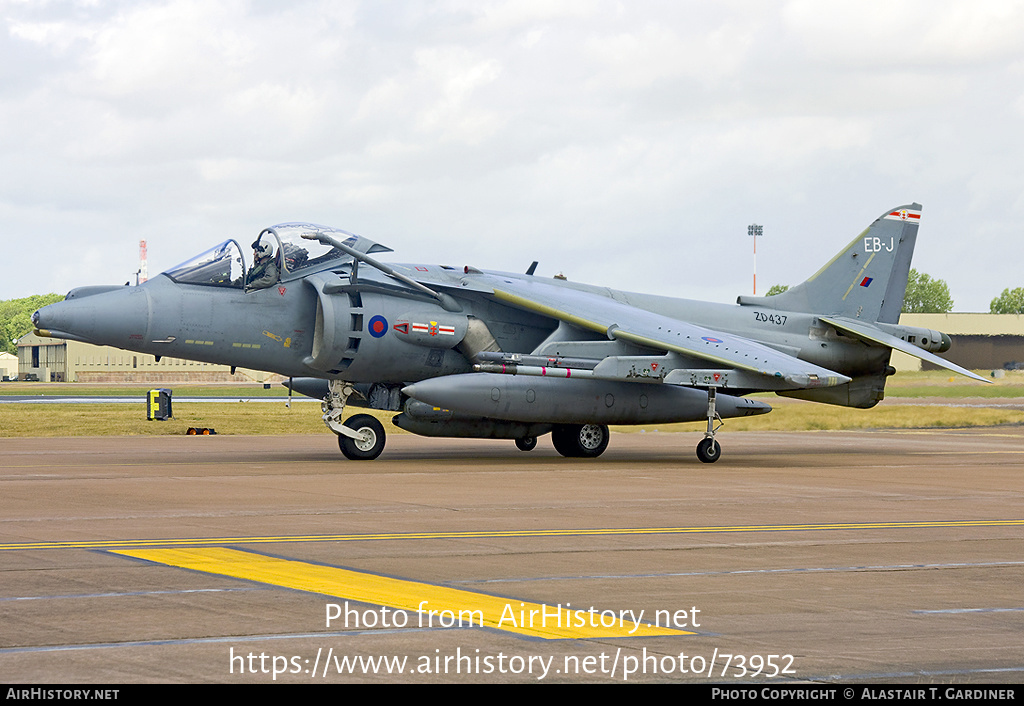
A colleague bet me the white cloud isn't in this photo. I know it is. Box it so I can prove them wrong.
[0,1,1022,310]
[8,18,95,52]
[783,0,1024,67]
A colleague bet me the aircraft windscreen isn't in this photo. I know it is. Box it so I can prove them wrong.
[164,240,245,287]
[269,223,359,275]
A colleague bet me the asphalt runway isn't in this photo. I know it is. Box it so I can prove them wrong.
[1,428,1022,684]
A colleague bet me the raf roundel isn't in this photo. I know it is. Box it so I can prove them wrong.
[368,315,388,338]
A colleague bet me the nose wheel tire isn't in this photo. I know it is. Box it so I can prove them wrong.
[552,423,610,458]
[696,437,721,464]
[338,414,386,460]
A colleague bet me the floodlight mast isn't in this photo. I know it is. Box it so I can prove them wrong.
[748,223,763,294]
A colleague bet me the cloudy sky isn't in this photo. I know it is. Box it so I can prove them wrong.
[2,0,1023,311]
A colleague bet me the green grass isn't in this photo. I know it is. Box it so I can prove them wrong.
[613,400,1024,434]
[1,399,1021,438]
[884,369,1024,397]
[0,401,396,438]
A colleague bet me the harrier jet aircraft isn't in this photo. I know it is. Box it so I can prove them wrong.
[33,203,985,462]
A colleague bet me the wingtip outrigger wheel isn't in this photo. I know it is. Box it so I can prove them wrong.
[696,387,723,463]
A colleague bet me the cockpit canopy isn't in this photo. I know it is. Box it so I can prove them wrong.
[163,223,393,289]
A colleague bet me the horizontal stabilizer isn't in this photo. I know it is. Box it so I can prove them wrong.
[820,317,990,383]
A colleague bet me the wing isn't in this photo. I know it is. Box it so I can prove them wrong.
[484,277,850,390]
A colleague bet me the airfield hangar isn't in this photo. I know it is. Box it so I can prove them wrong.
[14,330,273,383]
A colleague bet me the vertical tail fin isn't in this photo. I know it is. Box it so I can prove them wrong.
[738,204,921,324]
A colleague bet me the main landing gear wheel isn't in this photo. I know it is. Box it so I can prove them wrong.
[515,436,538,452]
[337,414,386,460]
[696,437,721,464]
[551,423,610,458]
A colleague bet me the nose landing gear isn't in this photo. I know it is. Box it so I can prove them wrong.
[323,380,388,460]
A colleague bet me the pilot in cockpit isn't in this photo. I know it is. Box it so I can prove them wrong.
[247,237,280,290]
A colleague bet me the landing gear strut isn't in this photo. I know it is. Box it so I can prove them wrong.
[696,387,723,463]
[323,380,387,460]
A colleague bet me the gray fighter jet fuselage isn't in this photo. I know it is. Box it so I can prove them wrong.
[33,205,984,462]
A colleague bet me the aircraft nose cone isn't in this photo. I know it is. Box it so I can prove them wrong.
[34,298,82,337]
[32,300,68,335]
[34,287,151,347]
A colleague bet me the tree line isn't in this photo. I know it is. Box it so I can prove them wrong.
[0,295,64,355]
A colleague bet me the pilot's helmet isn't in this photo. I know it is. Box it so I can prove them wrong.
[254,241,273,259]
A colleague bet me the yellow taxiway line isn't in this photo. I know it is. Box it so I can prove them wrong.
[3,519,1023,551]
[111,547,693,640]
